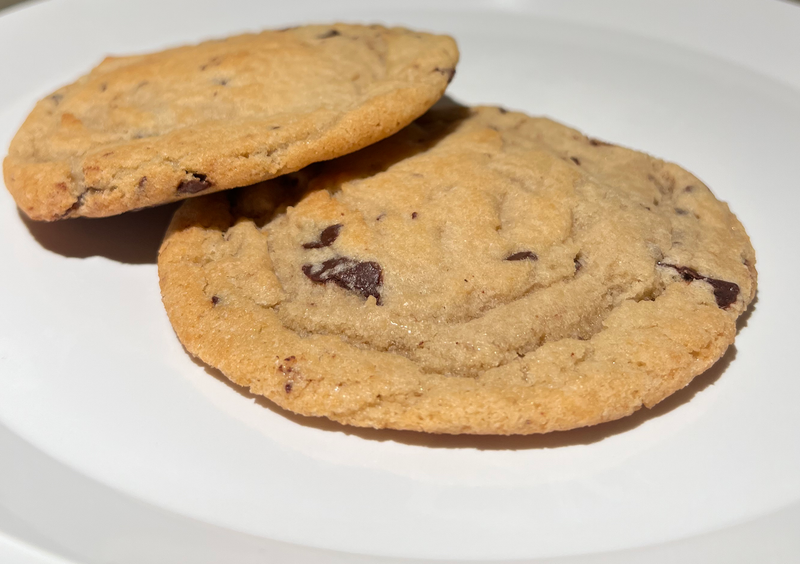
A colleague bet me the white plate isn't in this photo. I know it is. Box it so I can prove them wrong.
[1,0,800,562]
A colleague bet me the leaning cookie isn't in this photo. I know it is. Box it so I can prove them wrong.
[158,105,756,435]
[3,24,458,220]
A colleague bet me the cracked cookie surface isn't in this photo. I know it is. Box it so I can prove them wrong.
[3,24,458,220]
[158,105,756,434]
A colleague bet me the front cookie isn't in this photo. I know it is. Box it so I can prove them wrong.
[4,24,458,220]
[158,106,756,434]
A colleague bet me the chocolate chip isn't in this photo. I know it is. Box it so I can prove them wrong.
[705,279,740,309]
[658,262,740,309]
[302,257,383,303]
[411,212,418,219]
[137,176,147,190]
[303,224,343,249]
[177,173,212,194]
[51,94,63,105]
[59,187,101,218]
[433,67,456,83]
[589,138,611,147]
[284,382,293,393]
[684,185,695,193]
[317,29,341,39]
[498,107,508,114]
[211,295,220,306]
[574,258,583,271]
[506,251,538,261]
[212,78,229,86]
[675,208,689,215]
[664,264,703,282]
[570,156,581,165]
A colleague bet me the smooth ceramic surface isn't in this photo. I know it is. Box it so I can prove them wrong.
[1,0,799,562]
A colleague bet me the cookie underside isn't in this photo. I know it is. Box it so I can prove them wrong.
[158,105,756,434]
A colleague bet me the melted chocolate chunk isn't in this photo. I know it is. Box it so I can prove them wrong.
[302,224,343,249]
[177,173,212,194]
[705,279,740,309]
[303,257,383,303]
[211,295,220,306]
[433,67,456,83]
[658,262,740,309]
[665,264,703,281]
[506,251,538,262]
[411,212,418,219]
[317,29,341,39]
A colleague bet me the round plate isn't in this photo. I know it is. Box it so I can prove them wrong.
[2,0,800,562]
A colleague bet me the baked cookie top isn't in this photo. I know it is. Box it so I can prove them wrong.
[158,105,757,434]
[3,24,458,220]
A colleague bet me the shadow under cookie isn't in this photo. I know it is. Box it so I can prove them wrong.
[19,203,179,265]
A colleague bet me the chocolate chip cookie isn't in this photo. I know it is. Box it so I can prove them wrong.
[3,24,458,220]
[158,105,756,434]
